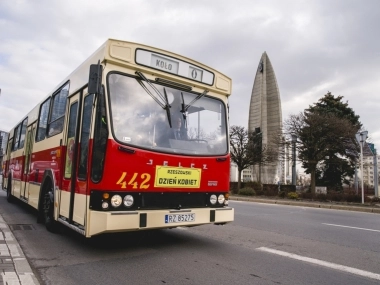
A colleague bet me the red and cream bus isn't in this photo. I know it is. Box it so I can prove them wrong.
[2,39,234,237]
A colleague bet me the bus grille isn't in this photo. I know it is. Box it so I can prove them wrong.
[141,193,208,209]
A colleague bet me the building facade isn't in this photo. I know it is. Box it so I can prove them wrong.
[230,163,254,182]
[361,154,379,188]
[0,131,9,174]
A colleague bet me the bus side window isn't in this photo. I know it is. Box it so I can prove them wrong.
[12,125,21,151]
[18,118,28,149]
[36,98,51,142]
[91,88,108,182]
[78,94,94,180]
[48,83,69,137]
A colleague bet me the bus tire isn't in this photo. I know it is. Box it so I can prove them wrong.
[42,179,58,233]
[6,179,14,203]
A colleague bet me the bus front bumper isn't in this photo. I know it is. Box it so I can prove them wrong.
[88,207,234,237]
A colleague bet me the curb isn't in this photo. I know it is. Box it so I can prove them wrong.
[229,196,380,214]
[0,215,40,285]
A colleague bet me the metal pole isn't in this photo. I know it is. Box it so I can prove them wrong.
[356,131,368,204]
[291,135,296,185]
[360,140,364,204]
[374,149,378,197]
[354,164,358,194]
[258,162,261,184]
[255,128,262,184]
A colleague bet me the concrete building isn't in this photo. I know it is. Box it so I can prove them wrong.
[230,162,239,182]
[362,154,379,188]
[230,163,254,182]
[242,167,254,182]
[0,131,9,173]
[248,52,282,183]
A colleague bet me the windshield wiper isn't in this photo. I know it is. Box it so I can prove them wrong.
[180,92,187,121]
[163,87,172,128]
[135,71,172,128]
[184,89,208,112]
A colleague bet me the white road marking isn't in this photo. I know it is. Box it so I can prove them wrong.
[322,223,380,233]
[257,247,380,281]
[231,200,278,206]
[175,227,189,230]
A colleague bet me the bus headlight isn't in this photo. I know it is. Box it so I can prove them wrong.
[210,194,217,205]
[218,194,225,204]
[102,202,109,209]
[123,195,134,207]
[111,195,122,207]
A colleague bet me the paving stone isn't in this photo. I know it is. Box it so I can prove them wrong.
[0,263,15,271]
[1,272,20,285]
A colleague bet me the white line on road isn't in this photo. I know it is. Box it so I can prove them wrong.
[322,223,380,233]
[257,247,380,281]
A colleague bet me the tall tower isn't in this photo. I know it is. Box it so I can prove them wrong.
[248,52,282,183]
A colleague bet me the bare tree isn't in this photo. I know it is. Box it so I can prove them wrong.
[230,126,278,191]
[230,126,251,192]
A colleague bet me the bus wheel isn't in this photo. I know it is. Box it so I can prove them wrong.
[43,182,58,233]
[6,181,14,203]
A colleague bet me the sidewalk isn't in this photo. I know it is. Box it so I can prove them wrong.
[0,212,40,285]
[229,195,380,214]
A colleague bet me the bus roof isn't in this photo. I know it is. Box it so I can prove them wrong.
[10,39,232,131]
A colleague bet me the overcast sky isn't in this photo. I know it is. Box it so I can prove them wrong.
[1,0,380,149]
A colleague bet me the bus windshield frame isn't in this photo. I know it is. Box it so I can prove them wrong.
[107,72,228,155]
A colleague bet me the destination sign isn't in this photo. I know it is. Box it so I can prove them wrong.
[136,49,214,85]
[154,166,201,188]
[151,54,179,74]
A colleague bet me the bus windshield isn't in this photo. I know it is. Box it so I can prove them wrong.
[108,73,228,155]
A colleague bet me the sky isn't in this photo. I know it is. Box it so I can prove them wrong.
[1,0,380,149]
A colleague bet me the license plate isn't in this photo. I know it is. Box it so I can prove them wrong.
[165,213,195,223]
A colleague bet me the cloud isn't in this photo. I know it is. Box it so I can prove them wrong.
[1,0,380,151]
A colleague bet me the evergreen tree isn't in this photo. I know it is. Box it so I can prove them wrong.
[285,92,360,194]
[309,92,361,190]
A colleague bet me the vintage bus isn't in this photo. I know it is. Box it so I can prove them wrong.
[2,39,234,237]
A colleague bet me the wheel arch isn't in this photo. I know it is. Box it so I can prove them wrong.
[6,170,14,203]
[37,169,57,222]
[6,169,13,191]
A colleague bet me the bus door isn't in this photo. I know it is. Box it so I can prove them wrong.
[21,124,36,200]
[60,89,94,228]
[4,139,12,189]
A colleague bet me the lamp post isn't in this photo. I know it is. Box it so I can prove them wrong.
[374,148,378,197]
[354,164,358,194]
[291,134,297,186]
[254,127,262,183]
[356,131,368,204]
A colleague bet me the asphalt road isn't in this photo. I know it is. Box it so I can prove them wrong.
[1,191,379,285]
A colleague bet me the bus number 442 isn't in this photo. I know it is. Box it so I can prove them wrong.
[116,172,151,189]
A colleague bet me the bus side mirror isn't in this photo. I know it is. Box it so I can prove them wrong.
[88,63,103,94]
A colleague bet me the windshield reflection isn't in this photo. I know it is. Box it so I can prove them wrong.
[108,73,227,155]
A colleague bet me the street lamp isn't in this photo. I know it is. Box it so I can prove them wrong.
[374,148,378,197]
[356,131,368,204]
[254,127,262,183]
[354,164,358,194]
[291,134,297,186]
